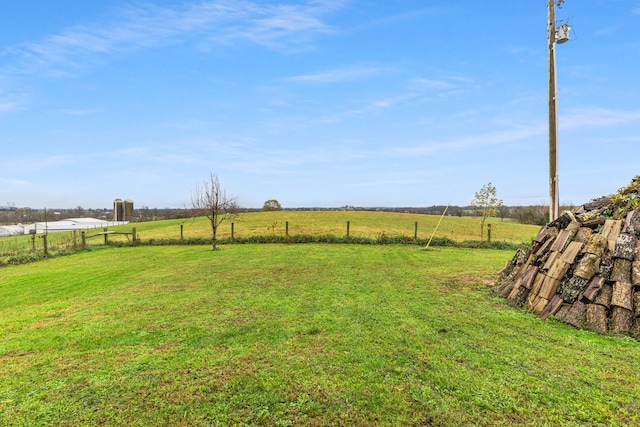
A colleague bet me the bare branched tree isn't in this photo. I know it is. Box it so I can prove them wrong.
[191,172,239,250]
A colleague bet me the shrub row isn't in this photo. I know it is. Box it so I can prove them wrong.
[111,234,521,250]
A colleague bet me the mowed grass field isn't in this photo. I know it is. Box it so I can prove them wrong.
[2,244,640,426]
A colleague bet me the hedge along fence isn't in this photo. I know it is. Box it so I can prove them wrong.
[128,235,521,250]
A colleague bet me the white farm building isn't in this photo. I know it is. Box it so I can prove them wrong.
[0,218,128,237]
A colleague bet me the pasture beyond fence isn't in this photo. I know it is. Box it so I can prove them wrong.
[0,212,540,264]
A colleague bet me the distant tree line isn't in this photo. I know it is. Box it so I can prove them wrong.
[1,202,573,227]
[338,204,573,225]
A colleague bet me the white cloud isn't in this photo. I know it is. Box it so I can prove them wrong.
[340,167,459,189]
[57,108,102,116]
[5,0,344,73]
[562,107,640,129]
[409,78,458,91]
[117,147,151,157]
[285,65,395,83]
[593,25,622,38]
[0,102,21,113]
[0,90,25,114]
[0,178,30,186]
[387,106,640,159]
[389,121,547,158]
[8,155,79,173]
[148,153,205,166]
[321,92,418,123]
[354,7,444,30]
[316,75,469,123]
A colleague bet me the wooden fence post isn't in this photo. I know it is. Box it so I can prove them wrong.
[487,224,492,243]
[180,224,184,240]
[286,221,289,236]
[43,234,48,256]
[231,223,235,242]
[103,228,108,245]
[414,222,418,241]
[132,227,137,245]
[346,221,350,237]
[81,231,86,249]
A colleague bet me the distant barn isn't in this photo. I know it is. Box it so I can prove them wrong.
[18,218,129,235]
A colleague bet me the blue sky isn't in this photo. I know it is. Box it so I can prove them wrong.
[1,0,639,209]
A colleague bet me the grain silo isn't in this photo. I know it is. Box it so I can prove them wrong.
[113,199,123,221]
[123,199,134,221]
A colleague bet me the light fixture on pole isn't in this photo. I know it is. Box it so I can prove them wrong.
[548,0,571,222]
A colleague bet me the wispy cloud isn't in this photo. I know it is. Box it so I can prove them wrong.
[388,106,640,159]
[285,65,395,83]
[354,7,445,30]
[148,152,206,166]
[0,178,30,186]
[322,92,418,123]
[0,90,25,114]
[389,122,547,158]
[5,0,344,73]
[409,77,459,91]
[8,155,79,173]
[562,107,640,129]
[317,75,469,123]
[57,108,102,116]
[0,101,21,113]
[593,25,622,38]
[340,167,460,189]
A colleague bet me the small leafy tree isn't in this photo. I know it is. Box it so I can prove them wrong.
[262,199,282,212]
[471,182,503,241]
[191,172,239,250]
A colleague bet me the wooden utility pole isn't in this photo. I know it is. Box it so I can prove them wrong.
[548,0,560,221]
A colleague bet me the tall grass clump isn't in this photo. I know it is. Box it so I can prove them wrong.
[0,250,43,266]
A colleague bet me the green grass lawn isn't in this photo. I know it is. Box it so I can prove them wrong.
[1,244,639,426]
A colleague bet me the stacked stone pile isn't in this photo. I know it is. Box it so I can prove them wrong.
[495,177,640,337]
